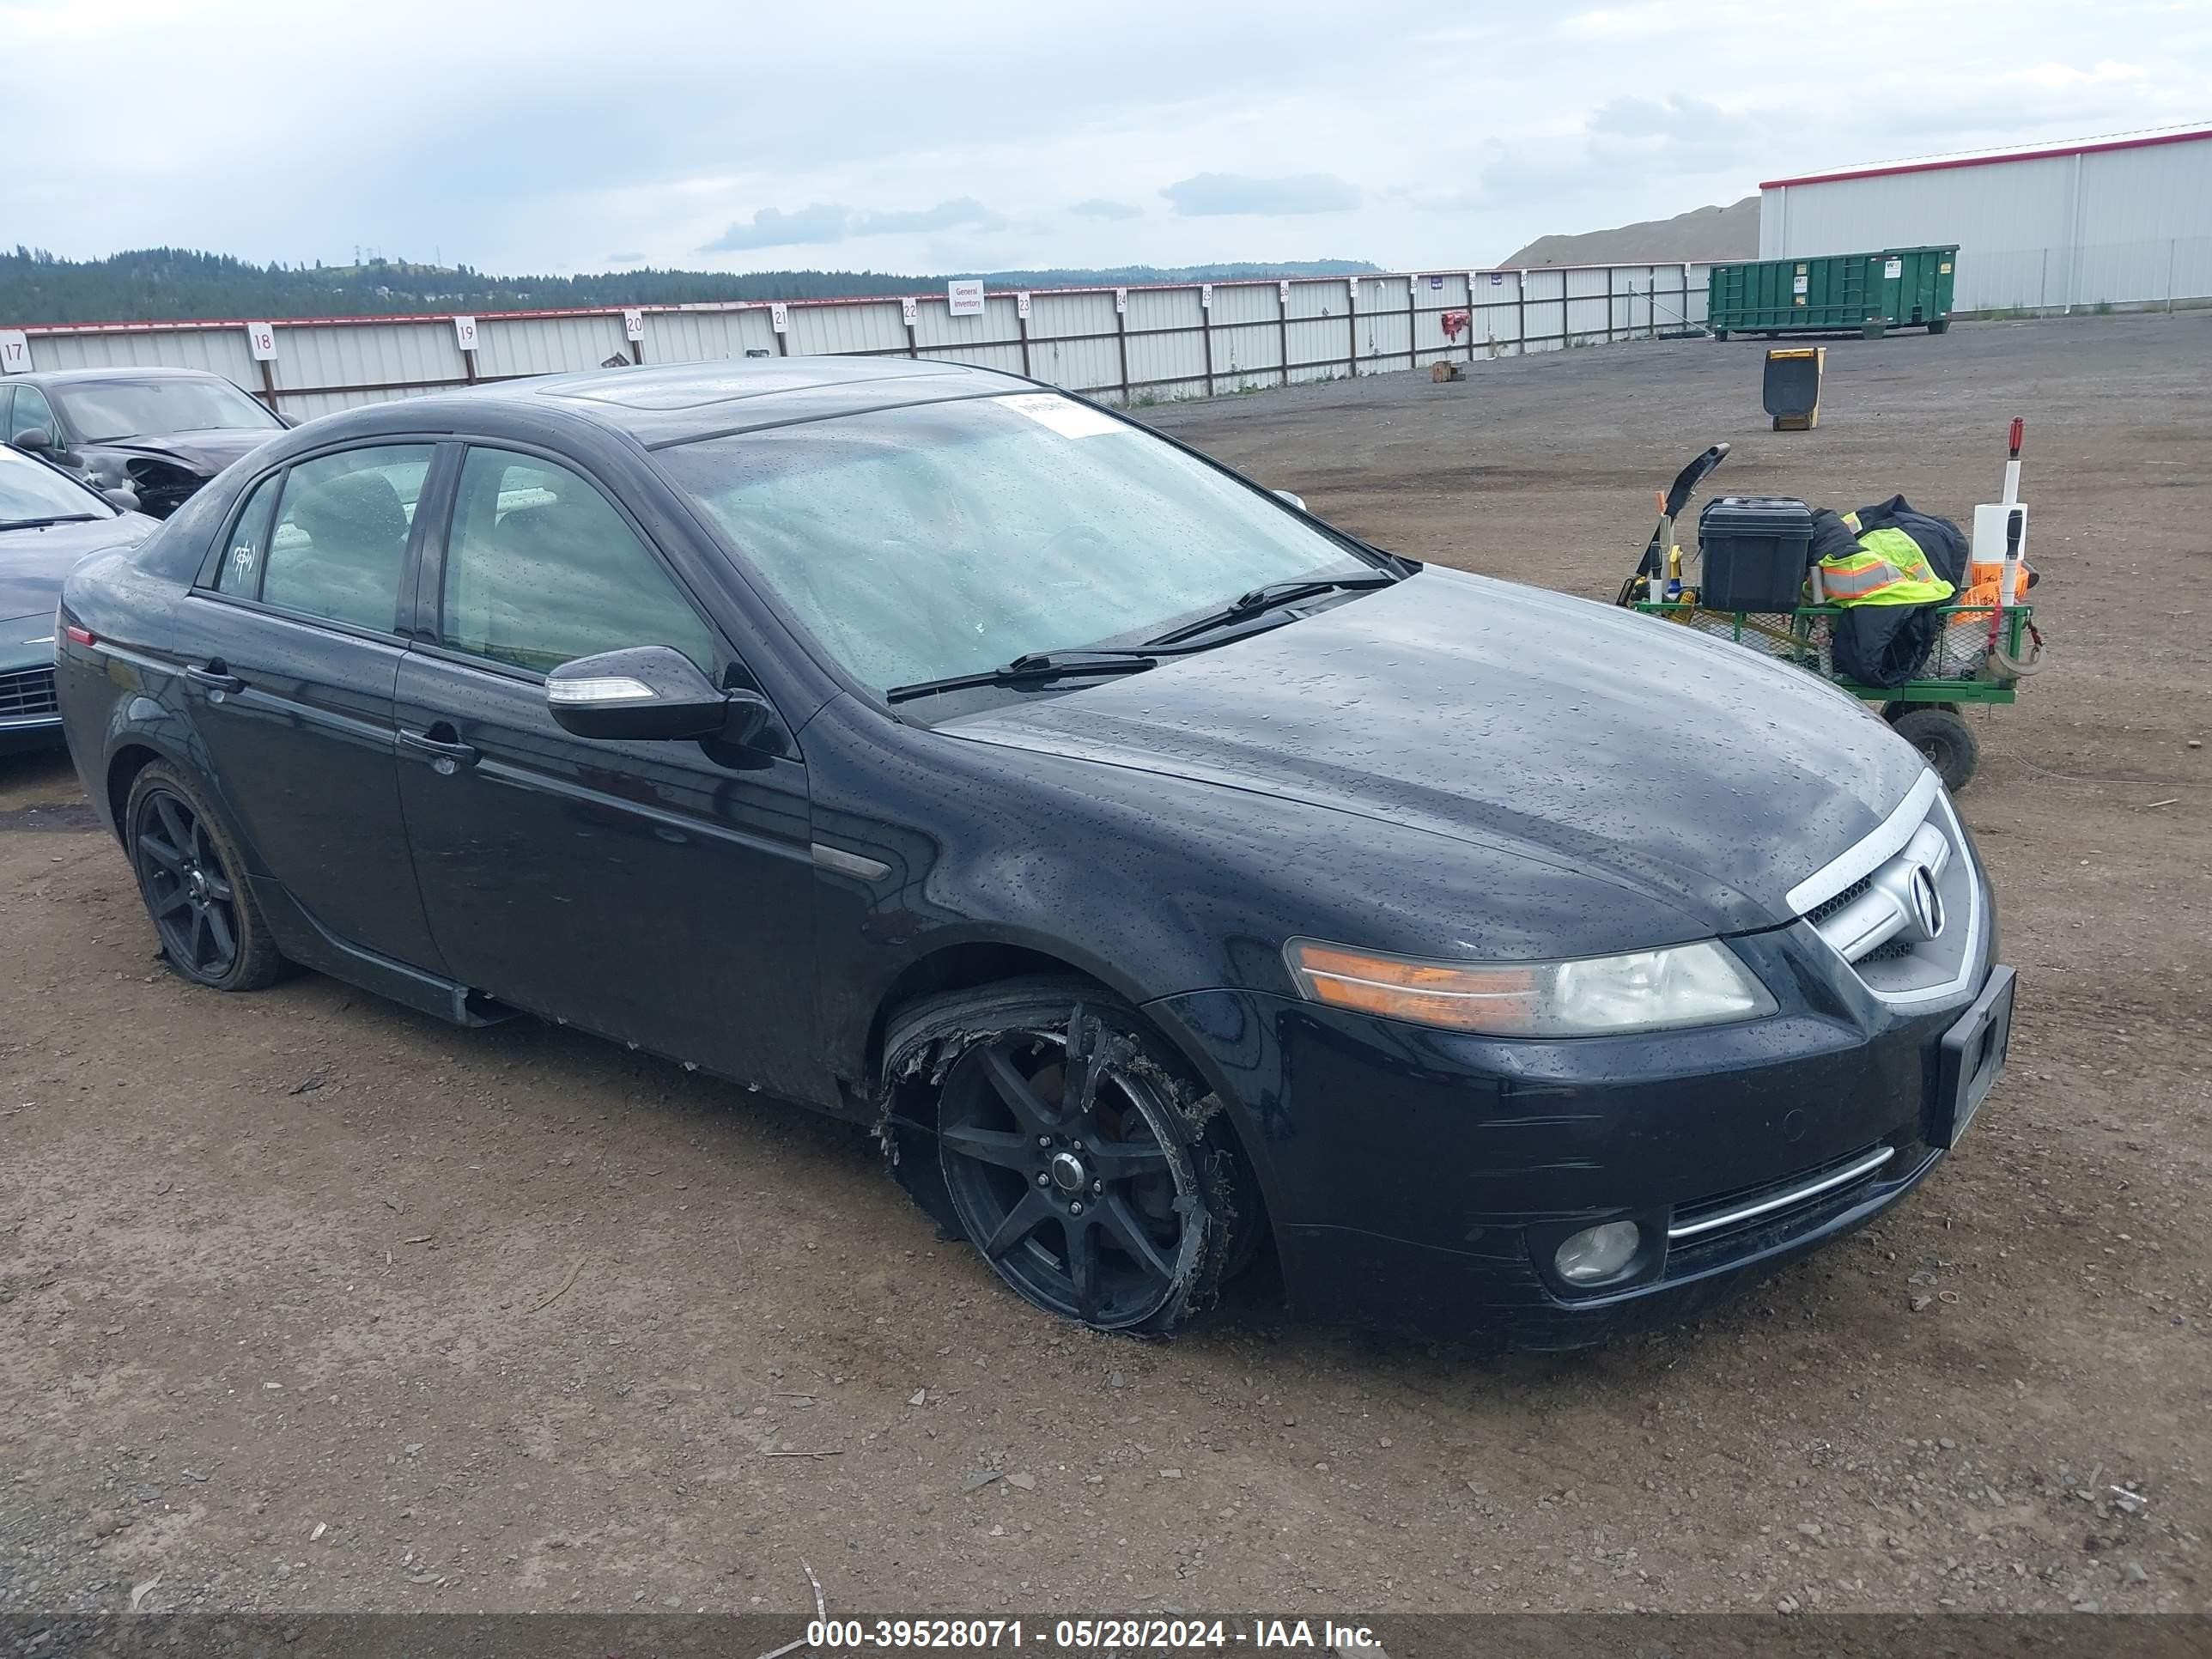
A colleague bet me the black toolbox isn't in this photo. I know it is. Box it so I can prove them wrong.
[1698,496,1814,611]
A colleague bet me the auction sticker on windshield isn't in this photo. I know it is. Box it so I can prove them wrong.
[997,392,1123,440]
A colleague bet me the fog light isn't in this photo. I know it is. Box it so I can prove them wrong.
[1555,1221,1642,1285]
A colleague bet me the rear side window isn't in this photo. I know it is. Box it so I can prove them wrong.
[216,472,283,592]
[439,447,715,674]
[253,445,432,631]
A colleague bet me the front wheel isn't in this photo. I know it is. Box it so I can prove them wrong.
[1888,706,1979,792]
[125,763,286,990]
[882,979,1256,1334]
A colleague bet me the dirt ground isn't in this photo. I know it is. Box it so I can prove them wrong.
[3,314,2207,1622]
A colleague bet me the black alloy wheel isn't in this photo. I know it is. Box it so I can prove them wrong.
[125,764,285,991]
[936,1010,1198,1330]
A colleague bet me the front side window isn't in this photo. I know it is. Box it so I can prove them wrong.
[256,445,432,630]
[9,386,58,447]
[439,447,716,675]
[655,392,1374,696]
[52,377,282,442]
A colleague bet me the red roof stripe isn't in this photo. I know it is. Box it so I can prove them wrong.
[1760,125,2212,191]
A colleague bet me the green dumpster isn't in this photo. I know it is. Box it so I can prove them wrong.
[1708,246,1956,340]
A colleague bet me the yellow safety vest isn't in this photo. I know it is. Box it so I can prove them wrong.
[1816,523,1955,607]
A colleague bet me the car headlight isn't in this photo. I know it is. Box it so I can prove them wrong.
[1283,938,1776,1036]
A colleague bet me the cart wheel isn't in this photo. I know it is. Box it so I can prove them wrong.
[1889,706,1978,792]
[1928,319,1950,335]
[1862,322,1887,340]
[1712,328,1729,341]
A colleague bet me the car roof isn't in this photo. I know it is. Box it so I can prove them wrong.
[371,357,1034,450]
[15,366,240,386]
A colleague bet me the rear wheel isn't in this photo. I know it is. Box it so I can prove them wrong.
[125,763,285,990]
[1927,319,1950,335]
[1888,706,1978,793]
[882,979,1255,1334]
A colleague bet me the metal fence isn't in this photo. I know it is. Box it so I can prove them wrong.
[3,263,1712,420]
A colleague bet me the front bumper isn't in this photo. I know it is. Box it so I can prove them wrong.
[1151,915,2008,1348]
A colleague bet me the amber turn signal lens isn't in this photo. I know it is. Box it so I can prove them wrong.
[1285,941,1539,1034]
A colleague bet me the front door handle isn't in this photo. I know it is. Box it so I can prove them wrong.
[186,663,245,694]
[398,726,481,770]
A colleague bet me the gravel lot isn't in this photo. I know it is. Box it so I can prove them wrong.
[3,313,2206,1621]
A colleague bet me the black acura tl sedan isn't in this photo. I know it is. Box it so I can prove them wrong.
[55,358,2014,1346]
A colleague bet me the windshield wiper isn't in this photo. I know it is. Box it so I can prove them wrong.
[1143,572,1399,647]
[885,650,1160,705]
[0,514,100,530]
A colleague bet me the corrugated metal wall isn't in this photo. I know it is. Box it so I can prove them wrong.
[1759,133,2212,312]
[6,263,1712,416]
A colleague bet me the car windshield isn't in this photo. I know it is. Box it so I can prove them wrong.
[56,378,283,441]
[0,445,112,525]
[657,392,1377,695]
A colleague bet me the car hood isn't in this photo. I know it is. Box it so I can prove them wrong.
[88,428,279,475]
[940,567,1928,934]
[0,513,157,620]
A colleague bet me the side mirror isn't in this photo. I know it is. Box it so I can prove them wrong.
[14,428,67,460]
[545,644,770,744]
[1272,489,1308,513]
[100,483,142,513]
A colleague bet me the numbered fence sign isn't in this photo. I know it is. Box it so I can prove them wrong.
[1348,278,1360,306]
[1016,291,1031,320]
[1114,289,1128,314]
[0,329,29,374]
[946,279,985,317]
[623,308,645,342]
[900,296,919,326]
[1200,283,1212,311]
[1279,280,1291,306]
[453,315,479,352]
[769,303,789,334]
[245,322,277,362]
[1429,275,1443,290]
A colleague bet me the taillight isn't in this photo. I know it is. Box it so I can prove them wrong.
[64,624,98,647]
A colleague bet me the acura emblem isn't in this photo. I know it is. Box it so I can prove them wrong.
[1906,863,1945,941]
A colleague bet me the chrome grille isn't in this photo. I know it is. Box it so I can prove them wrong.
[0,665,58,720]
[1787,770,1984,1007]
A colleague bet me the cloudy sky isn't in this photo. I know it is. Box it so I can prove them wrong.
[9,0,2209,275]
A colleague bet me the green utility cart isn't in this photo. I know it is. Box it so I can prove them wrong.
[1708,246,1957,340]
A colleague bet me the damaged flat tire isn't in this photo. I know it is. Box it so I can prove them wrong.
[880,978,1252,1335]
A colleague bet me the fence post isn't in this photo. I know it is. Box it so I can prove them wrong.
[1516,271,1527,355]
[1277,281,1291,390]
[1466,273,1478,364]
[1115,292,1130,402]
[1560,281,1570,350]
[1017,301,1031,377]
[1605,267,1614,344]
[1406,276,1417,371]
[1200,285,1214,398]
[256,356,280,412]
[1346,279,1358,378]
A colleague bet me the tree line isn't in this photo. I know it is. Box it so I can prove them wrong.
[3,246,1382,325]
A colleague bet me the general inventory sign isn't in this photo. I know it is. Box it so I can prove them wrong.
[946,279,985,317]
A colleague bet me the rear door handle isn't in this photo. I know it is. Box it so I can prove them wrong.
[398,726,480,769]
[186,664,245,694]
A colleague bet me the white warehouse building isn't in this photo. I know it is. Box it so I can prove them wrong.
[1759,124,2212,314]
